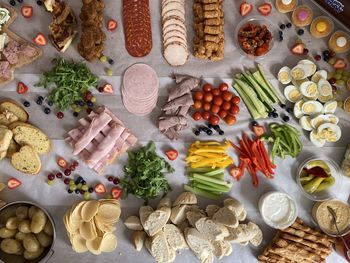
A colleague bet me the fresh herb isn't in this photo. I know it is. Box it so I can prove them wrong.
[121,141,174,201]
[35,57,99,110]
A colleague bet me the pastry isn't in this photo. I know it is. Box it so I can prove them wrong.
[275,0,297,13]
[310,16,333,39]
[328,30,350,54]
[291,5,313,27]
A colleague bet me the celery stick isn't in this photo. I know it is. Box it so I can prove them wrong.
[202,168,225,176]
[233,83,262,119]
[241,72,274,106]
[192,179,231,191]
[189,176,226,188]
[184,185,221,200]
[193,174,232,187]
[212,173,225,180]
[193,182,230,193]
[187,167,213,173]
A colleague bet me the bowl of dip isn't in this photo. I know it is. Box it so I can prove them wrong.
[258,191,297,229]
[312,199,350,236]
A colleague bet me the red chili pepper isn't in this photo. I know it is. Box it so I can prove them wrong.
[165,149,178,161]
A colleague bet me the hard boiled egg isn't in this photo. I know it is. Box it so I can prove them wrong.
[299,116,313,131]
[317,79,333,97]
[293,100,304,118]
[300,81,319,99]
[317,123,341,142]
[323,100,338,114]
[278,66,292,84]
[324,114,339,125]
[310,130,326,147]
[298,59,317,76]
[310,114,329,129]
[302,101,323,115]
[291,64,314,80]
[284,85,302,102]
[311,70,328,83]
[318,94,333,103]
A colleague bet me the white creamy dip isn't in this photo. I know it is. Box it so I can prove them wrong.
[0,8,10,31]
[282,0,292,5]
[259,192,297,229]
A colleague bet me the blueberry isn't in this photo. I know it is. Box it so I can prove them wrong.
[323,50,330,57]
[219,130,224,135]
[286,108,293,114]
[67,189,73,194]
[272,108,277,113]
[75,189,80,194]
[297,29,304,35]
[36,0,43,5]
[82,181,87,185]
[108,58,114,65]
[280,103,286,108]
[207,123,213,129]
[280,24,286,30]
[87,101,93,107]
[38,96,44,101]
[272,112,279,118]
[73,112,79,117]
[278,30,283,36]
[9,0,15,6]
[88,187,94,193]
[17,0,23,3]
[77,176,83,183]
[286,22,292,28]
[278,36,283,42]
[23,101,30,107]
[194,130,200,136]
[252,121,259,126]
[36,99,42,105]
[78,100,85,106]
[44,107,51,114]
[282,116,290,122]
[206,129,213,136]
[48,101,53,106]
[268,112,273,118]
[323,56,330,62]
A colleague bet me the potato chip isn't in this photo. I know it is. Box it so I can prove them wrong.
[86,237,102,255]
[72,234,88,253]
[71,201,86,222]
[97,203,121,223]
[100,233,117,253]
[80,221,97,241]
[81,200,99,222]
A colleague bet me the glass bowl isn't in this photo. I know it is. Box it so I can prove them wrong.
[234,15,277,60]
[296,157,343,201]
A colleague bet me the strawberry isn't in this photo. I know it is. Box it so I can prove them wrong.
[257,3,272,16]
[33,33,47,46]
[21,6,33,19]
[107,19,118,31]
[165,149,178,161]
[111,187,122,199]
[253,125,265,137]
[94,183,106,194]
[17,82,28,94]
[291,43,305,55]
[102,83,114,93]
[8,178,21,190]
[240,2,253,17]
[57,157,68,169]
[333,58,347,69]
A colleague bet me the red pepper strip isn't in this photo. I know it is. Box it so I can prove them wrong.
[251,141,266,174]
[243,132,254,148]
[247,162,259,187]
[238,157,250,180]
[239,139,252,159]
[258,139,276,170]
[229,140,246,156]
[253,140,273,178]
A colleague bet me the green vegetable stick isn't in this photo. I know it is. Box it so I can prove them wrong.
[184,185,221,200]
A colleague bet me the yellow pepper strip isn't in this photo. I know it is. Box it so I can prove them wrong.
[193,152,227,158]
[190,157,226,168]
[193,141,221,146]
[193,148,226,154]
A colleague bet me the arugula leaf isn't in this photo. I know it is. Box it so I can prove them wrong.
[121,141,174,201]
[35,57,99,110]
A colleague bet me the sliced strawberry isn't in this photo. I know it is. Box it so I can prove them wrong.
[21,6,33,19]
[94,183,106,194]
[57,157,68,169]
[111,187,122,199]
[165,149,178,161]
[102,83,114,93]
[107,19,118,31]
[257,3,272,16]
[240,2,253,17]
[291,43,305,55]
[333,58,347,69]
[17,82,28,94]
[253,125,265,137]
[8,178,21,190]
[33,33,47,46]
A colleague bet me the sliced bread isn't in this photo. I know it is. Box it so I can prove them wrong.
[186,211,206,227]
[0,110,19,126]
[184,228,214,263]
[212,207,239,228]
[0,125,13,160]
[139,206,154,229]
[11,145,41,175]
[170,205,187,225]
[6,138,19,158]
[173,192,197,207]
[157,197,172,209]
[163,224,188,251]
[124,216,143,231]
[195,218,229,241]
[149,231,174,263]
[132,230,146,251]
[10,122,51,154]
[211,240,231,259]
[144,208,170,236]
[225,222,259,244]
[205,205,220,218]
[0,99,29,122]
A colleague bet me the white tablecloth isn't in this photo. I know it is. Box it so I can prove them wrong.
[0,0,349,262]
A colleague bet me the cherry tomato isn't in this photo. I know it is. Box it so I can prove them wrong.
[231,96,241,104]
[211,88,221,96]
[211,104,220,114]
[192,111,202,121]
[202,102,211,111]
[224,114,236,126]
[202,83,213,92]
[203,92,213,103]
[229,104,240,115]
[194,91,204,101]
[209,115,220,126]
[219,83,229,92]
[213,96,223,106]
[193,100,202,110]
[218,110,228,119]
[202,111,210,120]
[222,91,233,102]
[221,101,231,111]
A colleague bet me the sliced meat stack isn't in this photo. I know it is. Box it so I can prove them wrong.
[77,0,106,61]
[44,0,77,52]
[193,0,225,61]
[159,74,200,140]
[161,0,189,66]
[123,0,152,57]
[66,106,137,174]
[122,63,159,116]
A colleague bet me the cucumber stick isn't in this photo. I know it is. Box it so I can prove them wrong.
[252,71,278,103]
[232,83,262,119]
[241,72,274,106]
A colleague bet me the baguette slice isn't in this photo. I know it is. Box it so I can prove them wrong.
[124,216,143,231]
[212,207,239,228]
[10,122,51,154]
[173,192,197,207]
[163,224,188,251]
[144,207,170,237]
[11,145,41,175]
[0,99,29,122]
[184,228,214,263]
[133,230,146,251]
[0,125,13,160]
[195,218,229,241]
[149,231,175,263]
[6,138,19,158]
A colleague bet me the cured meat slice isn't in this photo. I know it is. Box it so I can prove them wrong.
[164,41,188,67]
[123,0,152,57]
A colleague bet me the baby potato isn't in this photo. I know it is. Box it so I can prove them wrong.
[23,233,40,253]
[15,231,27,242]
[35,231,53,247]
[18,220,31,234]
[1,238,23,255]
[16,206,29,220]
[24,246,44,260]
[43,221,53,236]
[6,217,19,230]
[0,227,17,238]
[30,210,47,234]
[28,206,39,220]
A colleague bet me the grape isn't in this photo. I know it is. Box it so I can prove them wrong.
[328,71,334,78]
[342,71,350,77]
[328,58,336,65]
[335,69,344,74]
[341,75,349,82]
[335,73,342,80]
[336,79,345,86]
